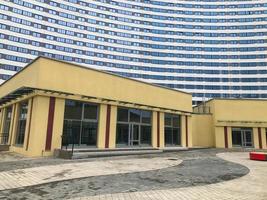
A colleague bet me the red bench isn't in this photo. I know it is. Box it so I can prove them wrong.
[250,152,267,161]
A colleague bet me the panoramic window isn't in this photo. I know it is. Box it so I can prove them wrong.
[15,101,28,145]
[116,107,151,147]
[164,113,181,146]
[63,100,98,147]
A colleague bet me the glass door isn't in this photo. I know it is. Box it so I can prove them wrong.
[242,130,253,148]
[129,124,140,146]
[232,129,242,147]
[232,128,253,148]
[164,114,181,146]
[63,120,81,146]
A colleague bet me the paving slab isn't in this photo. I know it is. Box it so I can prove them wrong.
[0,149,263,199]
[74,152,267,200]
[0,157,181,191]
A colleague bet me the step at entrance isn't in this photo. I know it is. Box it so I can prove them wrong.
[0,145,9,151]
[55,148,163,159]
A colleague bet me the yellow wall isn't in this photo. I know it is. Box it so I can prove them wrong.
[97,104,107,149]
[9,103,19,146]
[22,98,33,151]
[253,127,259,149]
[0,60,40,98]
[109,105,117,149]
[24,96,49,156]
[8,96,48,156]
[151,111,158,148]
[30,58,192,113]
[9,96,65,157]
[226,127,232,148]
[159,112,165,148]
[205,99,267,129]
[214,127,225,148]
[50,98,65,154]
[213,100,267,149]
[192,114,214,147]
[187,116,193,147]
[194,99,267,149]
[180,115,186,147]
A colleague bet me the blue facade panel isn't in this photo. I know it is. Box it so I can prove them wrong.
[0,0,267,103]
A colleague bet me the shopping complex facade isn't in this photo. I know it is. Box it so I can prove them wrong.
[0,0,267,105]
[0,57,193,156]
[0,57,266,157]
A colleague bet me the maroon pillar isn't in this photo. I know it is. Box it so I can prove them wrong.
[185,116,188,147]
[224,126,228,148]
[105,105,111,148]
[157,112,160,147]
[45,97,56,151]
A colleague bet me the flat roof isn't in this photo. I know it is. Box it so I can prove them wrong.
[195,97,267,107]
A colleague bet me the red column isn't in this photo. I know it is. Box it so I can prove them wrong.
[105,105,111,148]
[186,116,188,147]
[224,126,228,148]
[157,112,160,147]
[45,97,56,151]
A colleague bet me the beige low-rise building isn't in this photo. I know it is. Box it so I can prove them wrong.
[0,57,193,157]
[193,99,267,150]
[0,57,266,157]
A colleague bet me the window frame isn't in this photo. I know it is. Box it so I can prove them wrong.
[15,101,28,146]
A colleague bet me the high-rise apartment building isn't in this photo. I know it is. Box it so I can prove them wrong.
[0,0,266,104]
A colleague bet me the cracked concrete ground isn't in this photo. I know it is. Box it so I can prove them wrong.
[0,149,253,200]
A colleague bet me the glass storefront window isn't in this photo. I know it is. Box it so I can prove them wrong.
[140,125,151,145]
[64,100,82,119]
[15,101,28,145]
[129,109,141,123]
[116,123,129,146]
[116,107,151,147]
[164,114,172,126]
[141,110,151,124]
[63,100,98,147]
[117,108,128,122]
[83,103,98,120]
[1,106,12,144]
[172,116,180,127]
[3,106,12,135]
[232,128,253,148]
[164,113,181,146]
[81,121,97,145]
